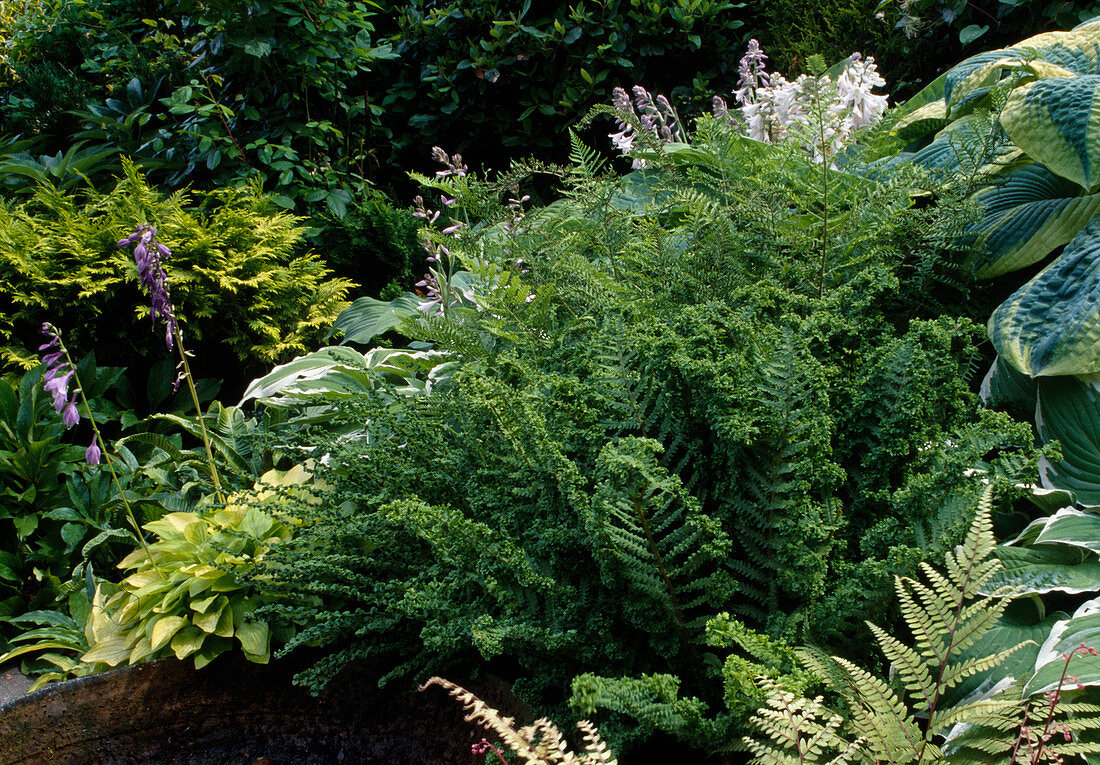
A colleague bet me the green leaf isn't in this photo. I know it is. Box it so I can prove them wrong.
[960,24,989,45]
[989,218,1100,375]
[968,160,1100,279]
[1002,75,1100,190]
[235,620,270,661]
[1035,375,1100,502]
[992,541,1100,593]
[329,293,424,344]
[1026,596,1100,695]
[980,358,1037,410]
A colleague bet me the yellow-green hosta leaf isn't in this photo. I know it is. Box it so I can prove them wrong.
[970,160,1100,278]
[81,634,131,667]
[193,596,229,634]
[1034,375,1100,502]
[170,625,206,659]
[1002,75,1100,189]
[235,620,270,662]
[990,220,1100,375]
[149,614,189,651]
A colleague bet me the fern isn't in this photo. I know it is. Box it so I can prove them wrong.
[422,676,617,765]
[742,676,865,765]
[743,488,1039,764]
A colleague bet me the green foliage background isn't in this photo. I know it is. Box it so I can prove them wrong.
[0,163,351,377]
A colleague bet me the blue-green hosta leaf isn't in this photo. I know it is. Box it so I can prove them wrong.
[992,540,1100,594]
[1026,596,1100,695]
[969,160,1099,278]
[1036,375,1100,501]
[1001,75,1100,190]
[329,292,424,345]
[980,357,1038,409]
[990,218,1100,375]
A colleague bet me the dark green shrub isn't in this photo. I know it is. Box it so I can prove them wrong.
[309,192,420,300]
[352,0,750,182]
[248,114,1036,754]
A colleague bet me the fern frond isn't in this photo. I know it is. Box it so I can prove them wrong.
[422,677,618,765]
[742,675,864,765]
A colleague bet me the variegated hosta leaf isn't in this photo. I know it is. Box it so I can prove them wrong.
[989,219,1100,375]
[969,160,1100,278]
[948,55,1076,120]
[893,99,948,143]
[991,541,1100,593]
[1035,375,1100,501]
[980,357,1037,409]
[943,27,1100,115]
[1026,596,1100,696]
[1032,507,1100,553]
[894,115,1017,177]
[1001,75,1100,190]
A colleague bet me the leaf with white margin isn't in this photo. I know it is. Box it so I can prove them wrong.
[938,602,1063,709]
[1032,506,1100,553]
[1036,374,1100,502]
[1025,596,1100,695]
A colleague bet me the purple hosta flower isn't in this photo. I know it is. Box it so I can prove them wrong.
[61,401,80,427]
[735,39,769,106]
[118,224,177,350]
[431,146,468,178]
[412,195,441,224]
[39,323,79,424]
[85,438,102,466]
[711,96,741,129]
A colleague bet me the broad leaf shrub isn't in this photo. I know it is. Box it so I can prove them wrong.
[245,96,1038,755]
[0,162,351,377]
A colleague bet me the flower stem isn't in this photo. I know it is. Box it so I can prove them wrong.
[172,324,225,504]
[58,346,164,579]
